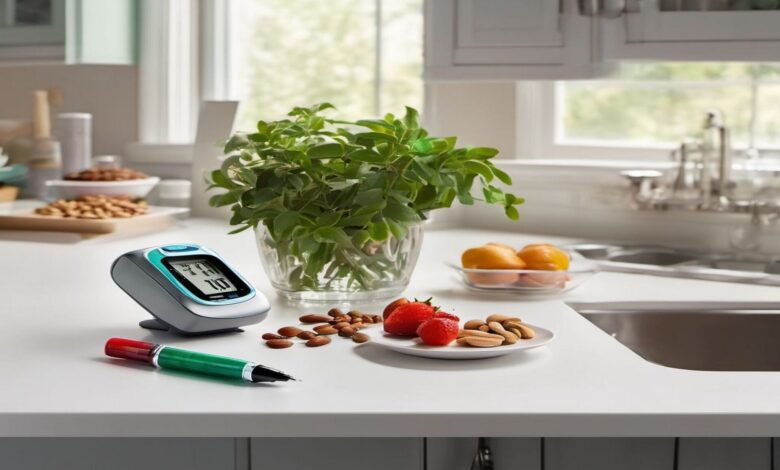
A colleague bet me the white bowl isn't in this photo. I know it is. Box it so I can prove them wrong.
[45,176,160,199]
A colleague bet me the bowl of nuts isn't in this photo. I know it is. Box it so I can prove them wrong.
[46,167,159,199]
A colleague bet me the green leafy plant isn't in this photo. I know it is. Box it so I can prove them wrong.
[208,103,523,291]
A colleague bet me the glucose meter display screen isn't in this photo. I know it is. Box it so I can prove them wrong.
[169,259,238,295]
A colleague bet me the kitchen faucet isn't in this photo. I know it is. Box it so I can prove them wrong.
[624,110,741,211]
[622,110,780,251]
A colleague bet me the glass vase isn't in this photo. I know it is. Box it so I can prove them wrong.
[254,223,423,303]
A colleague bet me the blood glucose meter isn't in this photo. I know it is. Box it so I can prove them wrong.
[111,244,270,335]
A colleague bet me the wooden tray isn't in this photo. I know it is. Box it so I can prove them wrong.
[0,205,189,234]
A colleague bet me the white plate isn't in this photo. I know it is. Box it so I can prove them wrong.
[45,176,160,199]
[368,323,554,360]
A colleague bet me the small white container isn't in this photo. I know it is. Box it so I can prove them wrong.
[56,113,92,175]
[45,176,160,199]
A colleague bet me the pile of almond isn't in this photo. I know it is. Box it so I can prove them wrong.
[457,314,535,348]
[64,167,148,181]
[263,308,381,349]
[34,195,148,219]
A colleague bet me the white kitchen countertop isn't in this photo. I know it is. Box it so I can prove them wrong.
[2,219,780,438]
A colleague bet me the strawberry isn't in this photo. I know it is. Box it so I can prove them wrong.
[383,297,410,320]
[417,318,459,346]
[383,300,436,336]
[433,311,460,322]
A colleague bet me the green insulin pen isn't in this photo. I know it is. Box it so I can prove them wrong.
[105,337,295,383]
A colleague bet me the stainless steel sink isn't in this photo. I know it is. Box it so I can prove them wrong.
[609,250,697,266]
[566,243,780,286]
[573,302,780,371]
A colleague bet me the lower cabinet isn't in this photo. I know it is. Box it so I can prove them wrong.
[677,438,771,470]
[249,438,424,470]
[0,437,774,470]
[544,438,674,470]
[0,438,238,470]
[428,438,776,470]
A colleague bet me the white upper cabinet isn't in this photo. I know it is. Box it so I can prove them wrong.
[602,0,780,61]
[0,0,137,64]
[427,0,780,80]
[425,0,606,80]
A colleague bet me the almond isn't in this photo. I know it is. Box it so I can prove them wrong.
[352,332,370,343]
[313,325,338,335]
[488,321,518,344]
[458,336,503,348]
[347,310,365,319]
[265,339,293,349]
[299,314,332,324]
[262,333,285,340]
[486,314,521,323]
[514,323,536,339]
[306,336,331,347]
[361,316,374,324]
[339,326,357,338]
[327,308,344,318]
[278,326,303,337]
[351,323,366,330]
[457,329,505,341]
[371,315,383,323]
[333,321,351,330]
[464,319,486,330]
[478,325,491,332]
[502,320,524,331]
[297,331,317,340]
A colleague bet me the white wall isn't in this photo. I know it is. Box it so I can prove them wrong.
[424,82,517,158]
[0,65,138,156]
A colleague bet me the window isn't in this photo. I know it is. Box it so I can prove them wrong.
[519,63,780,160]
[220,0,424,132]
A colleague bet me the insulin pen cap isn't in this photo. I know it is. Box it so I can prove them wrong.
[105,337,157,364]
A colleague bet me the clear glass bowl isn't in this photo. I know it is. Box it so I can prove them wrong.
[450,254,599,297]
[255,223,423,303]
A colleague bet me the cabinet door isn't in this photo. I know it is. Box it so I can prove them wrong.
[602,0,780,61]
[250,438,424,470]
[544,438,675,470]
[426,0,602,80]
[677,438,771,470]
[0,438,237,470]
[0,0,136,64]
[0,0,66,45]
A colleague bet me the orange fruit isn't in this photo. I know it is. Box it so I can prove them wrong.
[517,244,570,271]
[485,242,516,252]
[461,245,526,270]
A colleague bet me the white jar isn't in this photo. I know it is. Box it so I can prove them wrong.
[56,113,92,175]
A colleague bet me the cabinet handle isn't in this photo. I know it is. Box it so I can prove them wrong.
[470,438,494,470]
[578,0,627,17]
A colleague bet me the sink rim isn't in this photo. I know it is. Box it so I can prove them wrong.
[572,302,780,372]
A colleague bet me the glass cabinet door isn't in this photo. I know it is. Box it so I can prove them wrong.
[0,0,65,45]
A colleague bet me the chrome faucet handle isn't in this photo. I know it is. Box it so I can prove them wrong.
[621,170,665,208]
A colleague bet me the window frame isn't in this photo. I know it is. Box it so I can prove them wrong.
[515,81,675,162]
